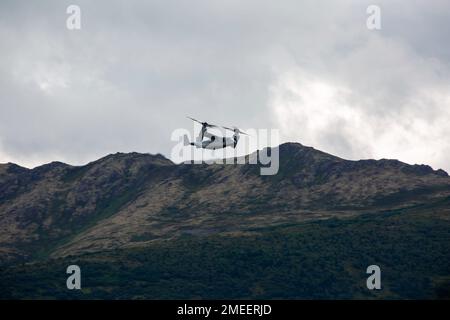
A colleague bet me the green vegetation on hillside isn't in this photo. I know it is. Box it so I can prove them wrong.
[1,208,449,300]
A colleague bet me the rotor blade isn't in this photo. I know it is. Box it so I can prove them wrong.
[222,126,251,136]
[222,126,234,131]
[187,116,220,128]
[186,116,204,125]
[238,130,249,135]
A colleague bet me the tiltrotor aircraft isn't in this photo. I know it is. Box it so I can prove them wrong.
[184,116,248,150]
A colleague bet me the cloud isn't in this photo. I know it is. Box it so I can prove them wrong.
[269,33,450,171]
[0,0,449,172]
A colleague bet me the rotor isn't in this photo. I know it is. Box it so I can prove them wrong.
[222,125,249,135]
[187,116,249,135]
[187,116,218,128]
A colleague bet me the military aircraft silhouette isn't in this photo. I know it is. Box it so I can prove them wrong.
[184,116,248,150]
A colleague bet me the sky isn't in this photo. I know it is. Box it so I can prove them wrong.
[1,0,450,172]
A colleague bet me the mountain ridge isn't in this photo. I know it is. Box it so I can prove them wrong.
[1,142,449,264]
[1,142,448,175]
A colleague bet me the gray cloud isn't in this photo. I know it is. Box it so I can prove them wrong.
[1,0,449,172]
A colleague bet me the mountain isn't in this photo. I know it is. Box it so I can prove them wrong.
[1,142,449,299]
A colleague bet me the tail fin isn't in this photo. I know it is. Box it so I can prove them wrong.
[233,134,240,148]
[183,134,190,146]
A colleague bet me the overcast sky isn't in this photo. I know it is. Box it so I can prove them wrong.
[1,0,450,172]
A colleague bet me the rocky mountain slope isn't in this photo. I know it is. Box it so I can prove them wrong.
[1,142,449,264]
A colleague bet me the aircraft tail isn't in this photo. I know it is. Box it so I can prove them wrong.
[183,134,190,146]
[233,134,240,148]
